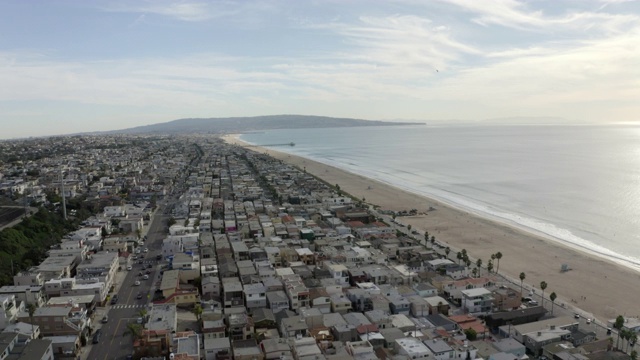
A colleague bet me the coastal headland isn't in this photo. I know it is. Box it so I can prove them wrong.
[224,134,640,323]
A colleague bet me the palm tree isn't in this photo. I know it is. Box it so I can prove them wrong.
[424,232,430,247]
[487,260,493,274]
[495,252,503,274]
[540,281,548,309]
[430,236,435,248]
[472,268,478,277]
[456,252,463,264]
[519,272,526,298]
[621,329,631,352]
[630,332,638,352]
[444,247,451,259]
[476,259,482,277]
[614,315,625,350]
[123,323,143,341]
[549,292,557,314]
[26,303,36,337]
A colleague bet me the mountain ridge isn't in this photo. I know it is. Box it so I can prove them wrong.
[107,114,420,134]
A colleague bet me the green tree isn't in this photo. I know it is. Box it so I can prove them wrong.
[519,272,526,298]
[471,268,478,277]
[192,303,203,321]
[476,259,482,277]
[540,281,548,309]
[487,259,493,274]
[631,350,637,360]
[464,328,477,341]
[424,232,430,247]
[495,252,503,274]
[614,315,625,350]
[167,217,176,227]
[549,292,557,314]
[456,252,463,264]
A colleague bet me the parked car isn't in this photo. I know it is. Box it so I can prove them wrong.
[145,270,151,274]
[143,275,149,280]
[101,315,108,323]
[134,281,140,286]
[92,329,102,344]
[156,255,162,260]
[126,266,132,271]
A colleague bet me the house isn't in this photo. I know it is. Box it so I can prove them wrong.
[423,338,454,360]
[266,291,289,314]
[243,283,267,310]
[203,337,230,360]
[0,333,54,360]
[395,337,431,359]
[227,312,254,341]
[330,293,352,314]
[280,315,309,339]
[461,288,494,314]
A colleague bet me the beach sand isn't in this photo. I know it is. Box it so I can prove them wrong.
[223,134,639,322]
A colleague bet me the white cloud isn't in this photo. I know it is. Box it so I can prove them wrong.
[102,1,239,22]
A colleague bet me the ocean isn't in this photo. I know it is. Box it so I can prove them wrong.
[240,124,640,272]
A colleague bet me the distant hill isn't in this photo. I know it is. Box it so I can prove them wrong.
[109,115,418,134]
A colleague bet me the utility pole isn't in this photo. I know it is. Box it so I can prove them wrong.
[60,169,67,220]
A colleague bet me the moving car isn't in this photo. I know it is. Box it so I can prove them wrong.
[101,315,108,323]
[110,294,118,305]
[137,292,143,299]
[134,281,140,286]
[143,274,149,280]
[126,265,132,271]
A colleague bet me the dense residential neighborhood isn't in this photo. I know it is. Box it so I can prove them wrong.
[0,135,636,360]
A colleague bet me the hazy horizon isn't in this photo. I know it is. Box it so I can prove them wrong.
[1,0,639,138]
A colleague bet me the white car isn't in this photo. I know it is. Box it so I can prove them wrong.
[126,266,132,271]
[143,275,149,280]
[134,280,140,286]
[143,248,148,253]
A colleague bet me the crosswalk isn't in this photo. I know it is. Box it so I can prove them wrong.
[110,304,146,309]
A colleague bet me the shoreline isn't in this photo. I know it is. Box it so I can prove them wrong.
[223,134,640,323]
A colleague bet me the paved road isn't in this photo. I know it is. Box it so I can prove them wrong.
[84,203,170,360]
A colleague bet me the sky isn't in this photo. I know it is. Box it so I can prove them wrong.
[1,0,639,139]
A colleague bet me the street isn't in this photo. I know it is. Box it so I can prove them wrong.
[84,200,171,360]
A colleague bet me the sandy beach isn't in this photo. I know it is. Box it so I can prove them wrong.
[224,134,639,323]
